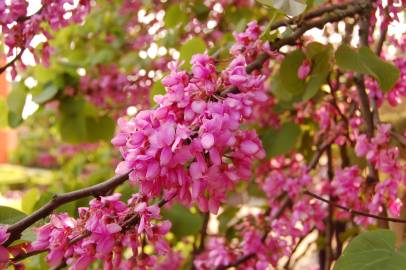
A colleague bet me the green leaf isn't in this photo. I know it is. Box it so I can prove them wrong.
[335,44,364,72]
[7,84,26,115]
[305,42,326,58]
[33,65,56,83]
[179,37,206,70]
[0,206,26,224]
[22,188,41,214]
[8,111,23,128]
[149,79,166,105]
[218,207,238,234]
[33,192,54,212]
[161,204,203,238]
[302,43,333,100]
[335,45,400,92]
[85,115,115,142]
[164,4,188,28]
[89,49,114,66]
[358,47,400,91]
[21,227,37,242]
[271,75,293,101]
[32,82,59,104]
[192,0,210,21]
[261,122,302,157]
[257,0,306,16]
[60,97,85,116]
[279,50,306,94]
[59,113,87,143]
[334,229,406,270]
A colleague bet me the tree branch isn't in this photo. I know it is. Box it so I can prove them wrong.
[10,194,174,265]
[221,0,369,96]
[0,48,25,74]
[5,172,131,246]
[324,146,334,270]
[305,190,406,223]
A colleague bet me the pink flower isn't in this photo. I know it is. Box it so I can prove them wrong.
[0,226,9,265]
[298,59,311,80]
[389,198,403,217]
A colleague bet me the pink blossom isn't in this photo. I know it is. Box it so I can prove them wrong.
[298,59,311,80]
[0,226,10,266]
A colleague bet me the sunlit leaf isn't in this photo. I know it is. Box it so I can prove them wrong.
[22,188,41,214]
[0,206,26,225]
[261,122,302,157]
[179,37,206,70]
[335,45,400,92]
[85,115,115,142]
[149,79,165,106]
[164,4,188,28]
[32,82,59,104]
[161,204,203,238]
[279,49,306,94]
[334,230,406,270]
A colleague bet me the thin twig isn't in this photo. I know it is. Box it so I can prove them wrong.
[0,48,25,74]
[190,212,210,270]
[284,228,314,269]
[305,190,406,223]
[324,146,334,270]
[0,5,46,74]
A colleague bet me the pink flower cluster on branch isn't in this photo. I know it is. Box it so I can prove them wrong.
[355,124,405,217]
[112,51,267,214]
[30,193,171,269]
[0,0,91,74]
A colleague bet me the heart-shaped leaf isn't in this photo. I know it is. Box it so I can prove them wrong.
[334,230,406,270]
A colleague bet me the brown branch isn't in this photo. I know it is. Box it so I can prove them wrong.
[190,212,210,270]
[5,172,131,246]
[290,240,314,267]
[375,5,389,56]
[324,146,334,270]
[10,195,173,265]
[268,1,354,30]
[304,190,406,223]
[16,5,45,23]
[221,0,369,97]
[307,135,337,172]
[284,228,314,269]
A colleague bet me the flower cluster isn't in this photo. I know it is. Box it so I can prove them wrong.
[194,237,237,269]
[112,52,266,214]
[355,124,405,216]
[31,194,171,269]
[195,154,327,269]
[0,0,91,73]
[79,65,151,114]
